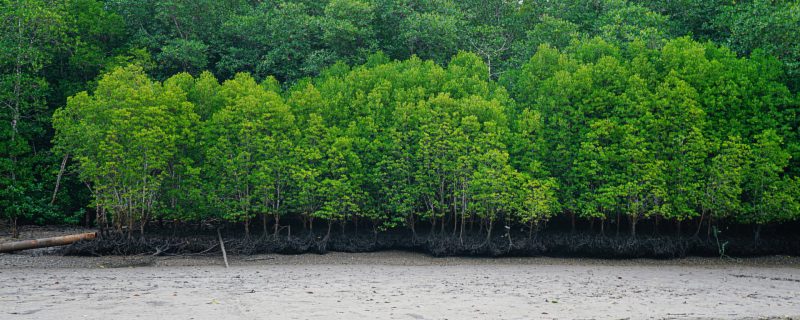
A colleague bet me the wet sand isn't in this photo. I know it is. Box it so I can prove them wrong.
[1,251,799,320]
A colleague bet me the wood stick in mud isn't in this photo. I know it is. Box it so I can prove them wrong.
[0,232,96,253]
[217,229,229,268]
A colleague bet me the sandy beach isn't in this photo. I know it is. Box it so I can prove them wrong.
[1,251,799,320]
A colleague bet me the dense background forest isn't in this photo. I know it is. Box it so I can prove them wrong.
[1,0,799,245]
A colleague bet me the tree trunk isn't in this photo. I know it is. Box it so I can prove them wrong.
[694,209,706,238]
[409,213,416,240]
[453,211,458,236]
[469,214,475,233]
[459,211,466,243]
[11,217,19,238]
[630,215,637,238]
[96,207,103,236]
[754,224,762,245]
[273,213,280,239]
[653,215,660,235]
[50,154,69,205]
[127,207,134,241]
[440,214,446,234]
[262,214,269,238]
[485,218,493,243]
[324,220,333,242]
[570,211,576,234]
[244,219,250,239]
[506,218,513,249]
[430,216,436,238]
[600,218,605,237]
[528,221,534,240]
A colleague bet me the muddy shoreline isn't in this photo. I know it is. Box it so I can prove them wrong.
[3,250,800,270]
[1,251,799,320]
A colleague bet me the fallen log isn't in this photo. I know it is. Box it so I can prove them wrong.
[0,232,97,253]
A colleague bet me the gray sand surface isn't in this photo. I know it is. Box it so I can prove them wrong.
[1,251,799,320]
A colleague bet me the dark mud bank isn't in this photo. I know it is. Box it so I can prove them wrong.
[61,230,800,258]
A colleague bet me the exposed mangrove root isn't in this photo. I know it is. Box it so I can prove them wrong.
[60,230,800,258]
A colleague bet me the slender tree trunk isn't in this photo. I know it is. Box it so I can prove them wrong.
[615,212,620,237]
[570,211,576,234]
[485,218,493,244]
[430,215,436,238]
[127,203,134,241]
[11,217,18,238]
[630,215,637,238]
[273,213,280,239]
[459,190,467,242]
[409,212,416,240]
[440,213,446,234]
[50,154,69,205]
[653,215,660,235]
[469,214,475,233]
[528,221,534,240]
[694,209,706,238]
[506,217,513,248]
[244,219,250,239]
[262,214,269,238]
[753,224,762,245]
[452,210,458,236]
[97,207,106,237]
[324,220,333,242]
[459,211,466,243]
[600,218,605,237]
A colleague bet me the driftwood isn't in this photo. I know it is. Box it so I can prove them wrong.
[0,232,97,253]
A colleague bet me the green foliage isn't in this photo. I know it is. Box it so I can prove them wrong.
[715,0,800,89]
[201,73,295,236]
[157,39,209,76]
[3,0,799,242]
[741,130,795,225]
[509,36,798,235]
[53,65,197,235]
